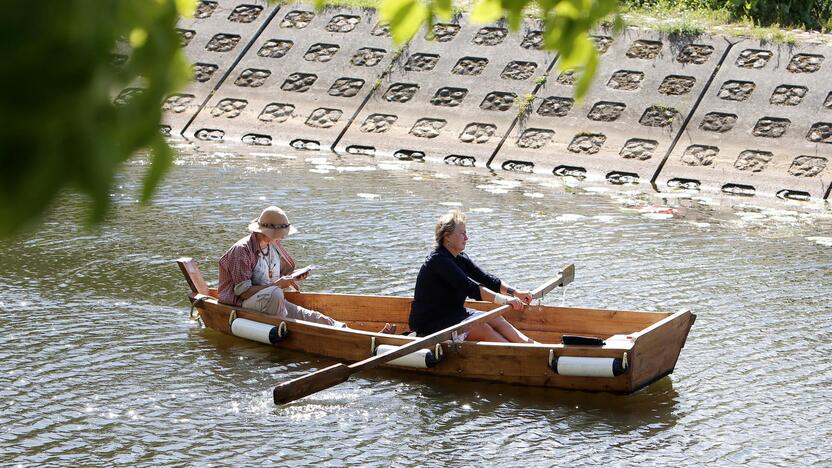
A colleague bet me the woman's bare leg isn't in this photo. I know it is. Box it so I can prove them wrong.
[465,322,509,342]
[488,316,536,343]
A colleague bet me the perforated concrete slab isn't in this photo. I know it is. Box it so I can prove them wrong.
[654,40,832,200]
[489,29,731,185]
[184,5,397,150]
[164,3,832,202]
[333,19,556,166]
[161,0,280,136]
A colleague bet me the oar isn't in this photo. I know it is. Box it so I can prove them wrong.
[272,264,575,405]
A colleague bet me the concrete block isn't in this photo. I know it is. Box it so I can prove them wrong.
[162,0,280,136]
[184,4,397,151]
[653,40,832,200]
[489,28,731,187]
[159,3,832,202]
[333,18,556,167]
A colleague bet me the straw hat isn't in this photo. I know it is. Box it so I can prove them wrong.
[248,206,298,240]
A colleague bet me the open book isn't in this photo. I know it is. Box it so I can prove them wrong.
[288,264,317,279]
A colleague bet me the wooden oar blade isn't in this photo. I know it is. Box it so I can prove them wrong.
[273,363,352,405]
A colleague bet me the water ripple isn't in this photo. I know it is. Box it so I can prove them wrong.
[0,147,830,465]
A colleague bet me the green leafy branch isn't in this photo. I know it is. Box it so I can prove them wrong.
[378,0,621,100]
[0,0,193,237]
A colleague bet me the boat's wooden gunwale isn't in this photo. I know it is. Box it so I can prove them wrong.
[285,291,671,339]
[192,293,637,352]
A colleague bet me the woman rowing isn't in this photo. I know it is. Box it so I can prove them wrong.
[408,209,536,343]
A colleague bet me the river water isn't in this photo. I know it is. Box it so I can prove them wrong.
[1,141,830,466]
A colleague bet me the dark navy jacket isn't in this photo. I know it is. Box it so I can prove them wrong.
[409,246,501,335]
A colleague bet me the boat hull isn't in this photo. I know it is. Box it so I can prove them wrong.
[188,290,694,394]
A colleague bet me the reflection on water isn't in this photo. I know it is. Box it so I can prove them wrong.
[0,141,830,465]
[382,367,680,431]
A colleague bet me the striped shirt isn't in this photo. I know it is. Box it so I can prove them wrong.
[218,233,295,306]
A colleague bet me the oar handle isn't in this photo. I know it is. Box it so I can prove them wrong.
[272,264,575,405]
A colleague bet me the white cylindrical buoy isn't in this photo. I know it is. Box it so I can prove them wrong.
[374,344,442,368]
[551,356,626,377]
[231,318,286,345]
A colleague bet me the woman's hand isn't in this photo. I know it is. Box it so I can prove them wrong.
[515,291,533,304]
[490,289,527,310]
[274,276,300,291]
[507,297,525,310]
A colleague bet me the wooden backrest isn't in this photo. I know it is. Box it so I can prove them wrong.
[177,257,210,295]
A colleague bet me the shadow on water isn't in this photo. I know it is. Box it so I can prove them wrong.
[189,325,680,434]
[373,366,681,435]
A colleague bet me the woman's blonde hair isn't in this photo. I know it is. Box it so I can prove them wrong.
[435,209,466,247]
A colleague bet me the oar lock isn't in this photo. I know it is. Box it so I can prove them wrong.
[189,294,210,323]
[228,310,288,345]
[548,349,629,377]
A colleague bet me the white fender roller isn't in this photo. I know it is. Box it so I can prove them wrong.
[374,344,443,368]
[231,318,286,345]
[551,355,627,377]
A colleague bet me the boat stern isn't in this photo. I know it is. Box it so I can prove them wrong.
[628,309,697,392]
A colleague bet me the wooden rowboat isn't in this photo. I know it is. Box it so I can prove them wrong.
[178,258,695,394]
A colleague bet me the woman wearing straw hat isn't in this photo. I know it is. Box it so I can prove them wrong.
[409,209,535,342]
[218,206,345,326]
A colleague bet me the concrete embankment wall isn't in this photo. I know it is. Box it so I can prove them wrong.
[154,0,832,201]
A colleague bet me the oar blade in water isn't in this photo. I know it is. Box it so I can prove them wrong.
[273,363,352,405]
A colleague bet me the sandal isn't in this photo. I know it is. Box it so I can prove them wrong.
[379,323,397,334]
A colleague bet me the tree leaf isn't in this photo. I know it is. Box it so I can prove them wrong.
[588,0,619,20]
[554,0,581,19]
[558,32,594,70]
[141,136,173,204]
[572,47,597,102]
[432,0,453,20]
[174,0,196,17]
[0,0,185,236]
[380,0,430,44]
[129,27,148,48]
[471,0,503,24]
[503,0,529,30]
